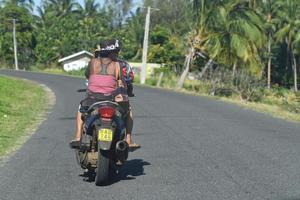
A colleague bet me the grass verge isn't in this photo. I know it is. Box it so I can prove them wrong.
[0,75,51,157]
[30,66,85,77]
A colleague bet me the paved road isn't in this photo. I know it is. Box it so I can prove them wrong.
[1,70,300,200]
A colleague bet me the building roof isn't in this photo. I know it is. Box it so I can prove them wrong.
[58,51,93,63]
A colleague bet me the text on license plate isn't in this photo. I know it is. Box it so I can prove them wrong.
[98,129,113,141]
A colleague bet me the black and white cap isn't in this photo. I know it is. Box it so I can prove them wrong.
[98,39,120,52]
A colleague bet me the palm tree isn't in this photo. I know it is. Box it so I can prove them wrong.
[127,9,145,61]
[193,0,217,74]
[3,0,34,11]
[202,0,266,76]
[104,0,133,28]
[78,0,100,18]
[44,0,80,17]
[257,0,281,89]
[120,0,133,18]
[76,0,102,50]
[275,0,300,92]
[177,0,213,88]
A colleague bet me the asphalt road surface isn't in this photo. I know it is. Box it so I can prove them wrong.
[1,70,300,200]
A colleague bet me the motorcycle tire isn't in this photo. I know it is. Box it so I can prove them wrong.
[95,150,110,185]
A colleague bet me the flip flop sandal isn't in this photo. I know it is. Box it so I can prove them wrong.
[128,143,141,151]
[69,140,80,149]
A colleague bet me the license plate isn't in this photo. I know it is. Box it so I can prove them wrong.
[98,129,113,141]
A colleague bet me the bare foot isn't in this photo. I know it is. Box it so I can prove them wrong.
[126,134,141,149]
[126,140,141,148]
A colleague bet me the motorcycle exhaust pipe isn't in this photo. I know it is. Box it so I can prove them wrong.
[116,141,128,151]
[115,141,129,162]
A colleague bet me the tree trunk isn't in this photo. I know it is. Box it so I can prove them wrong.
[199,58,213,79]
[156,72,164,87]
[132,48,141,61]
[177,47,194,88]
[292,54,298,92]
[267,33,272,89]
[232,62,237,78]
[285,37,290,87]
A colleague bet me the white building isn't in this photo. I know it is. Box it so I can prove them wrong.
[128,62,162,75]
[58,51,93,72]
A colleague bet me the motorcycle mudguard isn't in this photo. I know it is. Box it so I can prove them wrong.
[98,141,112,151]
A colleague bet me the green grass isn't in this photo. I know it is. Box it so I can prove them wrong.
[30,66,85,77]
[0,76,48,157]
[42,68,66,74]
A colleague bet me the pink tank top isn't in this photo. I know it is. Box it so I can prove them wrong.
[88,74,117,94]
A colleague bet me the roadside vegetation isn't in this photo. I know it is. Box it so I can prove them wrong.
[0,0,300,122]
[136,70,300,122]
[0,76,47,157]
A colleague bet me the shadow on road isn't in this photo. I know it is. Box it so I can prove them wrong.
[114,159,150,178]
[79,159,151,186]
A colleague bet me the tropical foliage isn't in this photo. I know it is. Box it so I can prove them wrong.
[0,0,299,92]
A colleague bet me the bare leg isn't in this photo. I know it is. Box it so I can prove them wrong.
[75,111,83,141]
[125,109,140,148]
[125,109,133,144]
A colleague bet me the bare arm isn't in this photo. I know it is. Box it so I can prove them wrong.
[116,61,124,87]
[85,62,91,79]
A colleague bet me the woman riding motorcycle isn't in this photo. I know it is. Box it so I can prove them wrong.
[70,39,140,149]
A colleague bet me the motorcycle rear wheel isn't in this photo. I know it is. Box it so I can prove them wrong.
[95,150,110,185]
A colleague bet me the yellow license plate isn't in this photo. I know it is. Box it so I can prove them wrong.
[98,129,113,141]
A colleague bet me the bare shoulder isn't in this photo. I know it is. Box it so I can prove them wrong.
[89,58,100,67]
[90,58,99,63]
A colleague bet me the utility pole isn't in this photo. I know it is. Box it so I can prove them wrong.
[13,19,19,70]
[140,6,159,84]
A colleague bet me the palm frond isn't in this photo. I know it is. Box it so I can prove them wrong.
[275,24,291,42]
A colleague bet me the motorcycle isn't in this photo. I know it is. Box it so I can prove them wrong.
[74,89,129,185]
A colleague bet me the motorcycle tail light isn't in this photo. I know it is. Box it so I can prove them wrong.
[98,106,116,118]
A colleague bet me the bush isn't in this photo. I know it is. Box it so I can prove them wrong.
[29,64,47,71]
[199,68,266,101]
[67,68,86,76]
[232,71,265,102]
